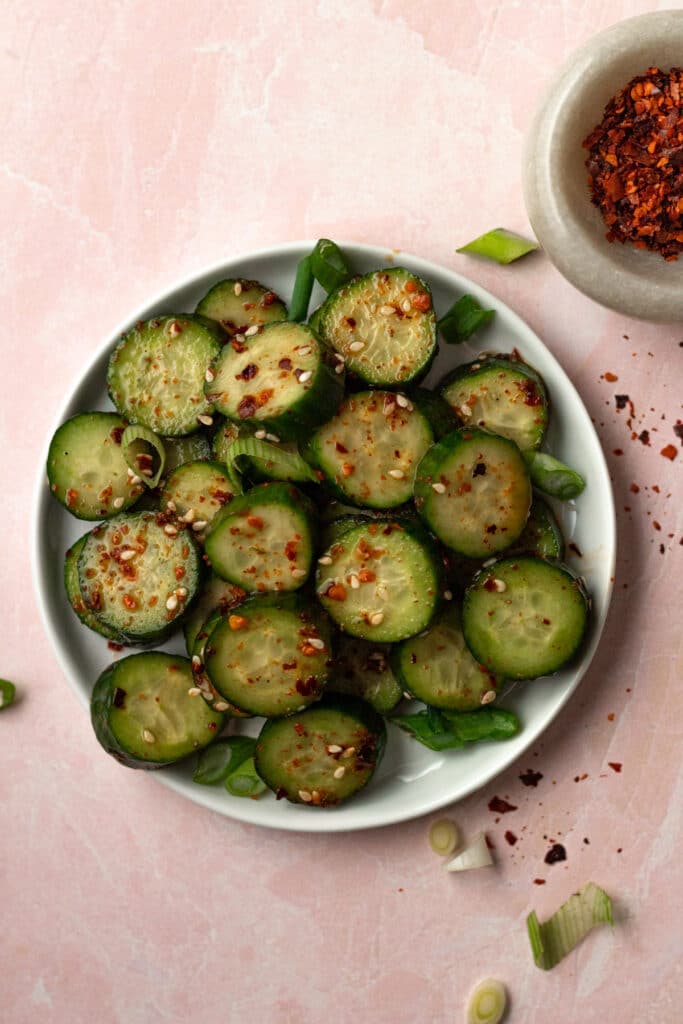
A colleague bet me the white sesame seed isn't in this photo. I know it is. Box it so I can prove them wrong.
[213,701,230,711]
[142,729,156,744]
[333,766,346,779]
[443,590,453,601]
[197,414,213,427]
[254,429,267,439]
[166,594,178,611]
[298,790,313,803]
[379,304,396,316]
[492,579,507,592]
[334,363,344,374]
[457,404,472,419]
[327,744,343,754]
[342,747,356,758]
[291,568,307,578]
[383,397,396,416]
[233,281,243,296]
[388,468,405,480]
[187,687,201,697]
[176,587,188,598]
[298,345,312,356]
[163,524,178,536]
[298,370,312,384]
[166,500,177,512]
[401,298,412,312]
[369,611,384,626]
[192,520,208,532]
[130,474,142,485]
[348,340,365,353]
[481,690,497,705]
[180,508,196,523]
[308,637,326,650]
[205,367,215,383]
[234,333,245,343]
[127,467,135,477]
[167,320,182,337]
[191,655,201,669]
[483,557,497,568]
[432,482,447,494]
[265,433,280,443]
[244,324,259,337]
[395,394,409,408]
[403,691,412,701]
[349,574,360,589]
[119,548,136,561]
[318,555,333,565]
[112,496,125,509]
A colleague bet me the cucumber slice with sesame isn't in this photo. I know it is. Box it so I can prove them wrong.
[255,695,386,806]
[196,278,287,336]
[316,267,437,387]
[108,315,222,436]
[90,652,224,769]
[440,355,549,452]
[205,482,316,592]
[205,321,343,441]
[161,460,233,538]
[414,428,532,559]
[304,390,433,509]
[64,535,127,643]
[328,636,403,714]
[77,512,202,643]
[462,557,589,679]
[316,519,441,642]
[47,412,144,520]
[392,604,502,711]
[190,611,251,718]
[203,594,332,717]
[183,573,246,655]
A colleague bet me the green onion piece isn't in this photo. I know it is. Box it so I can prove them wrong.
[527,882,613,971]
[393,706,520,751]
[523,451,586,500]
[457,228,539,264]
[0,679,16,710]
[310,238,353,293]
[225,757,267,798]
[193,736,256,786]
[121,425,166,489]
[223,437,319,495]
[438,295,495,344]
[288,255,315,322]
[465,978,507,1024]
[429,818,460,857]
[443,832,493,872]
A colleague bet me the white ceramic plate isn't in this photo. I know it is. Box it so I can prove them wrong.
[32,242,616,833]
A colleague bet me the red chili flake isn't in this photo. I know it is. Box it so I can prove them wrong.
[110,426,125,444]
[638,430,650,445]
[261,291,278,307]
[674,423,683,442]
[607,712,615,721]
[122,595,137,611]
[230,338,247,353]
[615,394,630,410]
[630,483,640,493]
[504,830,518,846]
[544,843,567,865]
[608,762,623,773]
[295,676,319,697]
[661,444,678,460]
[488,796,517,814]
[604,372,619,382]
[237,396,257,419]
[613,448,624,456]
[278,358,292,370]
[583,67,683,260]
[411,292,431,312]
[236,363,258,381]
[653,521,662,531]
[519,769,543,787]
[472,462,487,477]
[533,878,546,885]
[293,723,305,736]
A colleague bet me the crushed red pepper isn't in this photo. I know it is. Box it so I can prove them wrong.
[583,67,683,259]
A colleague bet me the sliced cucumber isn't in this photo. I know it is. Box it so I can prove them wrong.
[163,432,212,474]
[211,417,241,463]
[440,355,549,452]
[255,695,386,805]
[205,321,343,440]
[161,460,233,536]
[191,611,251,718]
[316,519,440,642]
[304,390,433,509]
[328,635,403,714]
[183,573,246,655]
[78,512,202,643]
[108,315,222,436]
[90,652,223,768]
[317,268,437,387]
[392,604,502,710]
[47,412,144,520]
[196,278,287,336]
[462,557,589,679]
[410,387,461,439]
[414,428,532,559]
[508,497,565,560]
[64,535,126,642]
[205,482,316,592]
[204,594,332,717]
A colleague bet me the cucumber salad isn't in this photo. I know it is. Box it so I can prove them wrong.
[47,240,589,809]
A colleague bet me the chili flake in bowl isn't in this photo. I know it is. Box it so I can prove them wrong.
[523,11,683,322]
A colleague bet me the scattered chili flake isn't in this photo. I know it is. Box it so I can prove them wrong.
[544,843,567,865]
[613,448,624,456]
[615,394,630,410]
[519,769,543,787]
[607,713,615,721]
[638,430,650,445]
[108,641,124,652]
[630,483,640,493]
[608,762,623,773]
[583,67,683,260]
[488,796,517,814]
[661,444,678,460]
[504,830,518,846]
[533,878,546,885]
[604,372,618,382]
[674,424,683,442]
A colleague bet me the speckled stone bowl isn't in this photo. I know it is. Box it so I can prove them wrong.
[523,10,683,322]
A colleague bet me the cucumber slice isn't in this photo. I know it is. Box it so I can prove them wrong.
[255,695,386,806]
[191,611,251,718]
[183,573,246,655]
[205,321,343,440]
[392,604,502,710]
[414,428,532,559]
[163,433,212,474]
[328,635,403,714]
[108,316,222,436]
[316,520,441,642]
[64,535,126,643]
[317,268,437,387]
[205,482,316,592]
[196,278,287,336]
[462,557,589,679]
[305,390,433,509]
[204,594,332,717]
[161,460,233,537]
[410,387,461,439]
[47,412,144,520]
[508,497,565,560]
[91,652,223,768]
[440,355,549,452]
[78,512,202,643]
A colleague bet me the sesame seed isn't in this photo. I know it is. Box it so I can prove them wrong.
[213,701,230,711]
[234,333,245,343]
[129,474,142,485]
[142,729,156,743]
[291,568,307,578]
[457,404,472,419]
[192,521,208,532]
[481,690,496,705]
[327,744,343,754]
[403,691,412,701]
[298,790,313,803]
[482,557,497,567]
[334,363,344,374]
[395,394,409,408]
[176,587,188,597]
[333,766,346,779]
[163,524,178,536]
[443,590,453,601]
[298,370,312,384]
[166,594,178,611]
[369,611,384,626]
[167,320,182,337]
[379,304,396,316]
[348,340,365,353]
[119,548,136,561]
[401,298,412,312]
[493,579,507,593]
[191,655,201,669]
[298,345,312,356]
[233,281,243,296]
[254,429,267,439]
[383,397,396,416]
[432,482,446,494]
[265,433,280,443]
[205,367,215,383]
[349,574,360,589]
[308,637,325,650]
[318,555,333,565]
[180,508,196,523]
[166,500,177,512]
[244,324,259,337]
[197,414,213,427]
[342,746,356,758]
[187,687,201,697]
[388,468,404,479]
[113,496,124,509]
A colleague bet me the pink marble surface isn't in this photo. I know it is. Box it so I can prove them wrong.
[3,1,682,1020]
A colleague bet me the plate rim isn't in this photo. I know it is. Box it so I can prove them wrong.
[31,240,617,832]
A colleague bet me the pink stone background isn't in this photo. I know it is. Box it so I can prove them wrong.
[3,1,682,1021]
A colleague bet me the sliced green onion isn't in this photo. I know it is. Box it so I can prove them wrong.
[429,818,460,857]
[393,706,520,751]
[121,425,166,489]
[443,832,493,872]
[288,254,315,322]
[523,451,586,500]
[465,978,507,1024]
[527,882,613,971]
[310,238,353,293]
[223,437,319,495]
[457,228,539,265]
[0,679,16,710]
[438,295,495,344]
[193,736,256,786]
[225,757,267,798]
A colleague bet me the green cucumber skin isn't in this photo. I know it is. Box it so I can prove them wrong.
[196,278,287,335]
[327,636,403,714]
[90,653,224,769]
[507,497,565,561]
[410,388,460,440]
[64,535,127,643]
